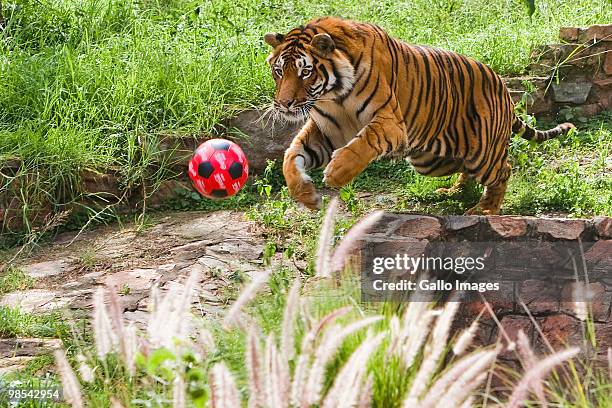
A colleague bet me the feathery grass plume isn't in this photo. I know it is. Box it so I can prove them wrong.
[322,332,385,408]
[54,349,84,408]
[107,287,128,367]
[281,277,301,361]
[223,269,271,330]
[357,375,374,408]
[434,348,499,408]
[330,210,384,273]
[305,316,383,404]
[459,395,474,408]
[516,329,547,406]
[110,397,125,408]
[419,349,497,408]
[399,309,439,368]
[316,198,338,277]
[507,347,580,408]
[291,306,353,405]
[198,327,217,359]
[453,313,482,356]
[608,347,612,381]
[173,374,186,408]
[404,301,460,405]
[209,362,241,408]
[572,283,589,321]
[93,286,117,359]
[246,329,265,408]
[264,334,289,408]
[148,270,200,349]
[76,354,94,383]
[389,302,428,351]
[124,323,138,376]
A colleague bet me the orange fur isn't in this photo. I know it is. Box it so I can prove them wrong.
[265,17,574,214]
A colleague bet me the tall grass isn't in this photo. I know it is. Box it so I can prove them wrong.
[1,0,611,243]
[43,201,610,407]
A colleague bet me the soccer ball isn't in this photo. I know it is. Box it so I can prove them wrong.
[188,138,249,199]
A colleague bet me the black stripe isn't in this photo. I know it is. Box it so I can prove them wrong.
[357,75,380,116]
[313,106,341,129]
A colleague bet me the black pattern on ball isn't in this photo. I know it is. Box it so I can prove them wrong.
[211,140,231,151]
[211,189,228,198]
[198,161,214,178]
[228,162,244,180]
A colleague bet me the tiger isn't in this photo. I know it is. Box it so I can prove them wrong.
[264,17,575,215]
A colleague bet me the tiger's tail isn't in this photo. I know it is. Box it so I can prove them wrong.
[512,116,576,143]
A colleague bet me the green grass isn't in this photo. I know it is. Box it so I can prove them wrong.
[0,306,69,338]
[0,267,35,294]
[1,0,610,245]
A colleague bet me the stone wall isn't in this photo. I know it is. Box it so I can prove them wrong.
[506,24,611,118]
[358,214,611,365]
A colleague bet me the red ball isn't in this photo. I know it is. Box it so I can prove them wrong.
[188,139,249,199]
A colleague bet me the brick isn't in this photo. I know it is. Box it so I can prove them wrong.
[578,24,612,43]
[392,215,442,240]
[560,282,610,322]
[518,279,560,314]
[605,52,612,75]
[488,216,528,238]
[497,315,534,359]
[537,218,585,240]
[445,215,480,232]
[594,216,612,238]
[583,240,612,274]
[537,314,582,352]
[559,27,579,42]
[579,103,603,117]
[594,322,612,349]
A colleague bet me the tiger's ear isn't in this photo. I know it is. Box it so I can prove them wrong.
[264,33,284,48]
[311,33,335,55]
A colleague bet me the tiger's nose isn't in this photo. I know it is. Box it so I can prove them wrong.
[279,99,295,109]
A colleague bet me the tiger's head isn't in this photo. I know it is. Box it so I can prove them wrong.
[264,29,355,122]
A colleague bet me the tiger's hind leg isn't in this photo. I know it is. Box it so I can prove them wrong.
[435,172,470,195]
[465,162,511,215]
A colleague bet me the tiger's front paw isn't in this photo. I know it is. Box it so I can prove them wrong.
[323,148,363,188]
[290,180,322,210]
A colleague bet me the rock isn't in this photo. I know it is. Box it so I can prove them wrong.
[22,259,73,278]
[0,356,36,375]
[560,282,610,322]
[81,169,122,199]
[226,109,301,174]
[537,314,582,352]
[497,315,533,359]
[537,218,584,240]
[169,211,250,241]
[0,289,66,313]
[579,103,604,117]
[391,215,442,240]
[518,279,559,314]
[559,27,580,42]
[0,338,62,358]
[594,217,612,238]
[101,269,161,292]
[551,82,593,104]
[583,240,612,277]
[594,322,612,349]
[577,24,612,43]
[369,214,401,235]
[487,216,528,238]
[207,240,264,261]
[444,216,480,232]
[605,52,612,75]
